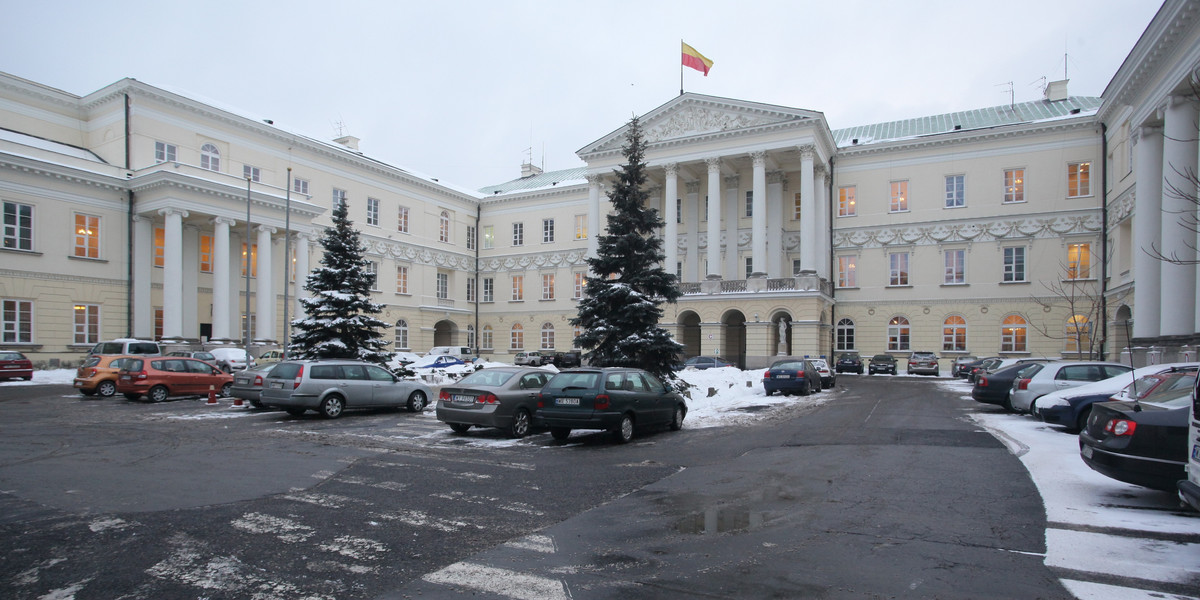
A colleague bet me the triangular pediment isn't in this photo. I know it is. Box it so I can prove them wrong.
[578,93,824,158]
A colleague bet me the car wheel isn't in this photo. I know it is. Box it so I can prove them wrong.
[449,423,471,434]
[509,409,532,438]
[550,427,571,441]
[220,382,233,398]
[149,385,169,403]
[798,382,809,396]
[123,393,141,401]
[1027,398,1037,417]
[97,380,117,397]
[407,390,428,412]
[612,414,635,444]
[669,405,684,431]
[765,389,773,396]
[319,395,345,419]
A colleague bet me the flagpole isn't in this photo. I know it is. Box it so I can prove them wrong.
[680,39,684,96]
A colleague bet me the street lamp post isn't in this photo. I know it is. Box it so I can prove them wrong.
[283,167,291,358]
[244,177,252,352]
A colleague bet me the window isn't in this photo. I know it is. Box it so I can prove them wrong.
[511,275,523,301]
[575,215,587,239]
[793,192,802,220]
[154,228,165,268]
[241,243,257,277]
[1001,315,1027,352]
[243,165,261,182]
[366,261,378,291]
[542,219,554,243]
[541,323,555,350]
[572,272,586,299]
[944,175,964,208]
[836,318,855,351]
[888,252,909,286]
[944,249,965,284]
[510,323,524,351]
[199,234,213,273]
[396,265,409,294]
[483,225,494,249]
[74,304,99,345]
[367,198,380,227]
[943,316,967,352]
[513,223,524,246]
[745,256,753,279]
[200,143,220,171]
[3,201,33,251]
[394,320,409,350]
[1068,162,1091,197]
[1004,169,1024,203]
[436,272,448,299]
[332,188,347,211]
[838,186,856,217]
[744,191,753,217]
[2,299,32,343]
[793,260,803,276]
[466,325,475,350]
[1066,314,1091,354]
[542,274,555,300]
[293,177,309,195]
[676,199,683,224]
[1003,247,1026,282]
[1067,243,1091,279]
[397,206,409,233]
[73,213,100,259]
[890,181,908,212]
[573,324,583,349]
[481,325,494,350]
[482,277,494,302]
[466,277,476,303]
[838,256,857,288]
[467,225,476,250]
[887,316,910,351]
[155,141,177,163]
[439,211,450,242]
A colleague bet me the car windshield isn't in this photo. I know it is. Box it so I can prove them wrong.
[1140,385,1194,408]
[771,361,806,370]
[872,355,892,361]
[457,369,517,387]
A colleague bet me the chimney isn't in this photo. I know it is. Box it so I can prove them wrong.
[521,161,543,178]
[333,135,360,151]
[1044,79,1069,102]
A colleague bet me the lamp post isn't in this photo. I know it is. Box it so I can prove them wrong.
[282,167,291,358]
[244,177,252,352]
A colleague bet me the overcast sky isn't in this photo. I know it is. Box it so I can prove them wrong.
[1,0,1163,191]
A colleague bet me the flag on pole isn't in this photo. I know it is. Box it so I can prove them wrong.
[681,41,713,76]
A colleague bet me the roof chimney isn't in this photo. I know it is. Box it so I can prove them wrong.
[521,161,543,178]
[1044,79,1069,102]
[333,135,360,151]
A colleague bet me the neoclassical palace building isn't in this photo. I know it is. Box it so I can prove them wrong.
[2,0,1198,368]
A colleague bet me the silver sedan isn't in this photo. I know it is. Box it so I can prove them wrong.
[436,367,552,438]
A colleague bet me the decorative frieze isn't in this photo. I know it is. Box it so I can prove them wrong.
[833,213,1103,249]
[645,106,777,142]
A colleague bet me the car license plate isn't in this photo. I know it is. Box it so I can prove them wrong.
[270,381,284,389]
[452,394,474,404]
[556,397,580,406]
[1082,445,1093,459]
[776,374,790,379]
[3,365,19,369]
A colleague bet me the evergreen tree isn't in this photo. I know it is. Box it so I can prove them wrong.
[288,200,391,365]
[571,117,683,381]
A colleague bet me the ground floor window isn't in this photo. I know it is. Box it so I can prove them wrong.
[835,318,855,351]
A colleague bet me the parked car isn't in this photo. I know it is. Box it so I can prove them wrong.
[680,356,734,370]
[809,358,837,388]
[514,351,548,366]
[258,349,285,362]
[87,338,161,357]
[835,353,863,374]
[967,357,1003,383]
[437,367,552,438]
[552,351,582,368]
[763,359,822,396]
[952,356,983,378]
[1035,362,1199,432]
[426,346,474,360]
[907,351,940,376]
[386,351,422,371]
[411,355,467,370]
[971,362,1044,410]
[534,367,687,443]
[1009,361,1133,414]
[116,357,233,402]
[1079,380,1195,491]
[209,347,255,373]
[167,350,217,362]
[0,350,33,381]
[230,361,284,408]
[868,354,897,375]
[259,360,433,418]
[1111,368,1196,403]
[73,354,136,396]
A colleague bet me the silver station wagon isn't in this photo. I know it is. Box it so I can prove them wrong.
[260,360,433,419]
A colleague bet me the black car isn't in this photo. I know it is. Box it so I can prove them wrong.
[534,368,686,443]
[552,352,582,368]
[1079,384,1194,491]
[971,362,1043,410]
[762,359,822,396]
[868,354,897,375]
[835,353,863,374]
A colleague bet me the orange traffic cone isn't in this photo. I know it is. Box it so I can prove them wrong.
[232,395,244,408]
[206,385,218,405]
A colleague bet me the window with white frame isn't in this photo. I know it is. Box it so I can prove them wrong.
[467,225,476,250]
[397,206,409,233]
[440,211,451,242]
[199,234,213,273]
[888,252,909,286]
[575,215,587,239]
[293,177,309,195]
[3,201,33,251]
[466,277,476,303]
[2,299,32,343]
[542,274,554,300]
[838,255,857,288]
[1068,162,1091,197]
[332,188,347,211]
[1004,169,1024,203]
[366,198,380,226]
[890,180,908,212]
[436,272,448,299]
[744,191,753,217]
[676,198,683,224]
[155,141,177,163]
[510,323,523,350]
[943,316,967,352]
[835,318,855,351]
[512,222,524,246]
[574,272,585,299]
[466,324,475,350]
[511,274,523,301]
[155,228,165,268]
[396,265,409,294]
[542,219,554,243]
[745,256,753,279]
[1067,243,1091,279]
[793,192,802,220]
[944,249,965,284]
[73,213,100,259]
[73,303,99,345]
[541,322,555,350]
[483,225,494,249]
[243,165,261,182]
[1001,315,1027,352]
[838,186,856,217]
[482,277,494,302]
[481,325,494,350]
[366,261,378,291]
[944,175,964,208]
[394,319,409,350]
[1003,247,1026,282]
[793,260,803,276]
[1066,314,1091,354]
[887,316,910,351]
[200,143,220,171]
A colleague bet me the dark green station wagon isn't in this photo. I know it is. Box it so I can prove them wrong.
[534,367,687,444]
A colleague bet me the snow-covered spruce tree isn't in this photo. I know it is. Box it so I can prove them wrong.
[570,116,683,381]
[287,200,391,365]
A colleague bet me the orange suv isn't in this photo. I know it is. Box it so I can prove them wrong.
[117,357,233,402]
[74,354,138,397]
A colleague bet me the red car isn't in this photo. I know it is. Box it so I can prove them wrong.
[0,351,33,380]
[117,357,233,402]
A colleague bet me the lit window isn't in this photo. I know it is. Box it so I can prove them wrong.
[200,143,220,171]
[511,275,524,301]
[542,274,554,300]
[541,322,555,350]
[1068,162,1091,198]
[74,303,100,345]
[199,235,213,273]
[483,225,494,249]
[887,316,910,351]
[74,213,100,259]
[943,316,967,352]
[1067,243,1091,279]
[440,211,451,242]
[573,325,583,349]
[396,265,409,294]
[945,175,964,208]
[575,215,587,240]
[1066,315,1091,354]
[890,181,908,212]
[397,206,409,233]
[154,228,165,268]
[1004,169,1024,203]
[1001,315,1027,352]
[510,323,524,351]
[838,186,856,217]
[838,256,857,288]
[3,201,33,251]
[793,192,802,220]
[241,243,257,277]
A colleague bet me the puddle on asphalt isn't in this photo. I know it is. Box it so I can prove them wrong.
[675,506,768,534]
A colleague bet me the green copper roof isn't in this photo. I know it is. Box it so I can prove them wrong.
[479,166,588,196]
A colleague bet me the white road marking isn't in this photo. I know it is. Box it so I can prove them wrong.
[379,509,477,532]
[317,535,388,561]
[423,562,570,600]
[505,534,556,553]
[231,512,315,543]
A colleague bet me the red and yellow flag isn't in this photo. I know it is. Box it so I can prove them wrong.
[681,41,713,76]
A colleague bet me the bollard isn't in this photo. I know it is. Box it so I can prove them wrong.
[231,395,244,408]
[206,384,218,405]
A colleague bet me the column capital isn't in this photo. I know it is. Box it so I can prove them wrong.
[158,207,189,219]
[705,156,721,171]
[750,150,767,167]
[585,173,603,186]
[815,165,828,178]
[255,224,277,235]
[1136,125,1162,140]
[663,162,678,177]
[798,145,816,160]
[212,216,238,227]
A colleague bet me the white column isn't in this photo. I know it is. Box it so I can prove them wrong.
[767,171,784,278]
[586,174,601,260]
[815,166,830,280]
[132,215,153,338]
[705,157,722,279]
[211,217,235,340]
[182,225,199,339]
[751,151,767,277]
[799,146,817,274]
[685,181,700,282]
[159,208,188,339]
[724,175,739,279]
[1161,96,1198,336]
[664,164,678,278]
[255,225,276,341]
[1134,127,1163,340]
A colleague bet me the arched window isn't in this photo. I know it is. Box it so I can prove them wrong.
[510,323,524,351]
[394,319,409,350]
[942,316,967,352]
[541,322,555,350]
[200,143,220,172]
[1001,315,1027,352]
[887,316,910,351]
[481,325,494,351]
[836,318,856,351]
[466,324,475,350]
[1066,314,1091,354]
[439,211,450,243]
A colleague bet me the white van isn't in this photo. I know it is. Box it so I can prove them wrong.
[88,338,161,357]
[426,346,474,360]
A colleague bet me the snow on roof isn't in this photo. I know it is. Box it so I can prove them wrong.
[478,166,589,197]
[0,127,107,163]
